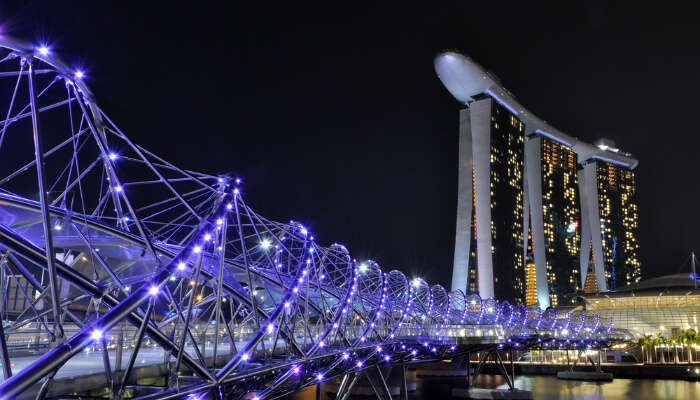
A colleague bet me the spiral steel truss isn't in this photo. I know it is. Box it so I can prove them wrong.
[0,38,614,399]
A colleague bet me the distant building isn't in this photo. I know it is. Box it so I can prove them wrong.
[572,273,699,339]
[435,51,640,308]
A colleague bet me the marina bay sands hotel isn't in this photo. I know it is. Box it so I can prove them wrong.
[435,52,641,309]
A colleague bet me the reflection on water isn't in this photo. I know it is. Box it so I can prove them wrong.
[285,374,700,400]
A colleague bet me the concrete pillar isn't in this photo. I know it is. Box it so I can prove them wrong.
[580,162,607,291]
[471,98,494,299]
[578,171,591,288]
[524,136,550,309]
[452,108,473,293]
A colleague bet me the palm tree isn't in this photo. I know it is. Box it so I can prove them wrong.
[637,337,646,364]
[680,329,697,364]
[655,334,666,363]
[670,337,680,364]
[638,335,653,364]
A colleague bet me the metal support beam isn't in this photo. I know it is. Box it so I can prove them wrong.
[400,364,408,400]
[212,216,228,367]
[118,298,154,396]
[26,56,63,341]
[0,312,12,380]
[339,373,361,400]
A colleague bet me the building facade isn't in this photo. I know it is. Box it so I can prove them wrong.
[525,135,582,306]
[590,160,641,290]
[436,51,641,308]
[451,97,525,303]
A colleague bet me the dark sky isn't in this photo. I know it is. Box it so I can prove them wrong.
[1,2,698,287]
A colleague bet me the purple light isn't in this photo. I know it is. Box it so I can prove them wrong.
[193,245,202,254]
[384,355,390,361]
[204,233,212,241]
[411,350,417,356]
[241,353,249,361]
[114,185,123,192]
[235,178,241,184]
[37,45,50,56]
[318,340,325,348]
[252,396,260,400]
[292,365,301,374]
[90,329,103,340]
[177,262,186,271]
[148,286,159,296]
[108,153,118,160]
[233,188,240,195]
[316,373,324,381]
[74,70,84,79]
[226,203,233,210]
[356,361,364,368]
[342,353,349,360]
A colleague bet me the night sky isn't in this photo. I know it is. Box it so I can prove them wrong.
[1,2,698,287]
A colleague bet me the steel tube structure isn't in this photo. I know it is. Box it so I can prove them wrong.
[0,37,617,400]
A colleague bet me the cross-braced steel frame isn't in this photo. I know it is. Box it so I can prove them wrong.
[0,37,617,400]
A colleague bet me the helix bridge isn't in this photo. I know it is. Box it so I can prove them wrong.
[0,37,618,399]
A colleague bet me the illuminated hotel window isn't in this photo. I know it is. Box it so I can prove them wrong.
[487,100,525,304]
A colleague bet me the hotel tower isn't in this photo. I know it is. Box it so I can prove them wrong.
[435,52,641,308]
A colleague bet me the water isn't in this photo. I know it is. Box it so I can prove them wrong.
[289,374,700,400]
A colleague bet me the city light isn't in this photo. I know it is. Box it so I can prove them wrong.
[37,45,50,56]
